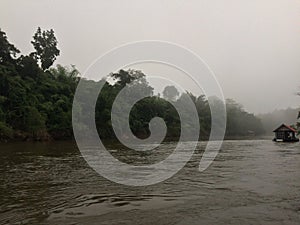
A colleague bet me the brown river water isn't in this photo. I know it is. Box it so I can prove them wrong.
[0,140,300,224]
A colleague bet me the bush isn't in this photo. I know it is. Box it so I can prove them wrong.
[0,121,13,140]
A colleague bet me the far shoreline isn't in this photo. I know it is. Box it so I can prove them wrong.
[0,135,275,144]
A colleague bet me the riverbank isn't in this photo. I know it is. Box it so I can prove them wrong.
[0,134,273,144]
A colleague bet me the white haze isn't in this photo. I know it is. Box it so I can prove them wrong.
[1,0,300,114]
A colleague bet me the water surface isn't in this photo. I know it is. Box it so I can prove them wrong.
[1,140,300,224]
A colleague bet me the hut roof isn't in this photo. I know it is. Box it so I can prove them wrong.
[273,124,296,133]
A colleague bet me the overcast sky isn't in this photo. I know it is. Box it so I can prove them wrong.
[1,0,300,114]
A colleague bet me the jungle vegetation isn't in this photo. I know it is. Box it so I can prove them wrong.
[0,28,265,141]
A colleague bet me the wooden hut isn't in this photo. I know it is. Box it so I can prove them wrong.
[273,124,299,142]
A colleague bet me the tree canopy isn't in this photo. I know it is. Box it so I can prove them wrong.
[31,27,60,70]
[0,27,265,141]
[163,85,180,101]
[0,29,20,64]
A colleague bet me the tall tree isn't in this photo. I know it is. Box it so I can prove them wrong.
[0,28,20,65]
[31,27,60,70]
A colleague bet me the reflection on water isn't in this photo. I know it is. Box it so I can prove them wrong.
[1,140,300,224]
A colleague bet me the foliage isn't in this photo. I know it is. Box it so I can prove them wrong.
[163,85,179,101]
[31,27,60,70]
[226,99,264,136]
[0,121,13,140]
[258,108,300,135]
[0,27,265,141]
[0,28,20,64]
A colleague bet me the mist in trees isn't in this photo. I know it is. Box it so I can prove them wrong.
[258,108,300,135]
[0,27,265,141]
[163,86,179,101]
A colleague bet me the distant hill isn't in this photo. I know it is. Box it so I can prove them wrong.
[258,108,300,135]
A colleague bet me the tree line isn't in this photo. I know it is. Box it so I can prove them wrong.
[0,28,265,141]
[258,108,300,135]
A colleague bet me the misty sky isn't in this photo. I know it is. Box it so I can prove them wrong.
[1,0,300,114]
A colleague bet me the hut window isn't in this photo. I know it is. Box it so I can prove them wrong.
[277,131,284,139]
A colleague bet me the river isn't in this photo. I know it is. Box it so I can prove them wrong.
[0,140,300,224]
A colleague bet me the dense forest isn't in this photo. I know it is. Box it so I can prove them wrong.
[0,28,265,142]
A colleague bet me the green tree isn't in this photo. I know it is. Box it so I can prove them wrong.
[17,53,41,78]
[163,85,179,101]
[31,27,60,70]
[24,106,46,134]
[0,29,20,65]
[0,27,266,141]
[226,99,264,136]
